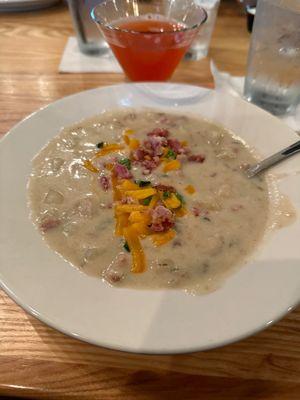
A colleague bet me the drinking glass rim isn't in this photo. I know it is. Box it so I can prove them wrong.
[90,1,208,35]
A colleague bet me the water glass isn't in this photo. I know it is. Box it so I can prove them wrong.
[244,0,300,116]
[67,0,109,55]
[185,0,220,60]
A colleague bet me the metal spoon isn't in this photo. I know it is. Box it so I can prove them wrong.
[246,139,300,178]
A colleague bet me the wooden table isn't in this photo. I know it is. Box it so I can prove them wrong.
[0,1,299,398]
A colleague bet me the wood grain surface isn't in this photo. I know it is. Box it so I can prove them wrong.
[0,1,299,399]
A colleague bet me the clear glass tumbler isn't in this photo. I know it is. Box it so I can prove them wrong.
[91,0,207,81]
[67,0,109,55]
[244,0,300,116]
[185,0,220,60]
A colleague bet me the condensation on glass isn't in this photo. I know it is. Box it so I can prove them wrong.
[244,0,300,116]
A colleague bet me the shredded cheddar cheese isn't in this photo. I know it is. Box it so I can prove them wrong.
[128,138,140,150]
[163,159,181,172]
[123,226,146,273]
[124,129,135,135]
[125,188,156,200]
[149,195,159,208]
[151,230,176,247]
[82,126,195,275]
[95,143,124,157]
[123,135,130,145]
[163,193,181,209]
[185,185,196,194]
[115,204,148,213]
[175,207,188,217]
[128,211,150,224]
[83,160,98,173]
[118,179,140,191]
[115,213,129,236]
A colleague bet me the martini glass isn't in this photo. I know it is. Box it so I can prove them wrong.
[91,0,207,81]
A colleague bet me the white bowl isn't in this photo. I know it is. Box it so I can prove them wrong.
[0,83,299,354]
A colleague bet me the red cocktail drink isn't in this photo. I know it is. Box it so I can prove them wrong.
[92,1,207,81]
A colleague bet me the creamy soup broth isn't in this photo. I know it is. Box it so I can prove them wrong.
[28,110,270,293]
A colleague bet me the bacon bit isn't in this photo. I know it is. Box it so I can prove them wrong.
[188,154,205,163]
[151,230,176,247]
[148,136,166,155]
[163,159,181,172]
[231,204,244,211]
[142,159,159,173]
[154,184,176,193]
[167,138,185,154]
[105,271,124,283]
[40,218,61,233]
[132,136,163,173]
[147,128,170,138]
[83,160,98,173]
[99,175,110,191]
[114,163,133,179]
[192,207,201,217]
[133,148,146,161]
[150,205,175,232]
[185,185,196,194]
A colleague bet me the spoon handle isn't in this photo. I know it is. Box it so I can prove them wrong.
[246,140,300,178]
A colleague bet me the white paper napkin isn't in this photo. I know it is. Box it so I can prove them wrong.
[59,37,122,73]
[210,60,300,133]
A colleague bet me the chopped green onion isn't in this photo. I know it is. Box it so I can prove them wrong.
[142,196,152,206]
[123,241,130,252]
[166,149,177,159]
[96,142,104,149]
[119,158,131,170]
[163,191,171,199]
[175,192,185,204]
[135,180,151,187]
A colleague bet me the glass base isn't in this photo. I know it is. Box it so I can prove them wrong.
[78,41,110,56]
[244,81,299,116]
[185,45,208,60]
